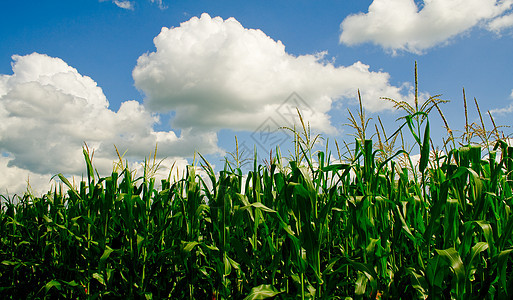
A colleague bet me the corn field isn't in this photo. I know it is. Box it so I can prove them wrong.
[1,75,513,299]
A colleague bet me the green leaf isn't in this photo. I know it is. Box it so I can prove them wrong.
[321,163,350,172]
[419,118,430,173]
[334,256,378,296]
[393,205,416,243]
[44,280,62,293]
[405,267,428,297]
[355,271,368,296]
[93,272,106,286]
[243,284,281,300]
[468,242,488,272]
[83,147,95,185]
[224,254,231,276]
[137,234,145,251]
[182,241,200,253]
[1,260,18,266]
[473,221,494,248]
[61,280,79,287]
[241,202,276,213]
[227,256,241,271]
[435,248,465,287]
[100,246,114,264]
[497,248,513,297]
[54,173,81,199]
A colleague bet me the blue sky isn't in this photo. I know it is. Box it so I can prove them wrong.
[1,0,513,194]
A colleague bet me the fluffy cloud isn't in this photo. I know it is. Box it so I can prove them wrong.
[0,155,55,196]
[0,53,218,195]
[340,0,513,54]
[133,13,407,134]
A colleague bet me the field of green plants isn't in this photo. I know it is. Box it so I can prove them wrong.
[1,72,513,299]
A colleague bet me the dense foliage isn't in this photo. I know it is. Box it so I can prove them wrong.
[2,132,513,299]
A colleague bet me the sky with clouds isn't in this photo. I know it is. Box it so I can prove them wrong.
[1,0,513,195]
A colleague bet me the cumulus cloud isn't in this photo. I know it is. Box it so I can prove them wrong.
[340,0,513,54]
[0,155,55,196]
[0,53,219,195]
[133,13,407,134]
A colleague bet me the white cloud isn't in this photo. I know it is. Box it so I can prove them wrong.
[150,0,166,10]
[489,89,513,114]
[102,0,165,10]
[340,0,513,54]
[488,13,513,32]
[114,0,134,10]
[99,0,134,10]
[133,13,407,134]
[0,155,54,197]
[0,53,219,195]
